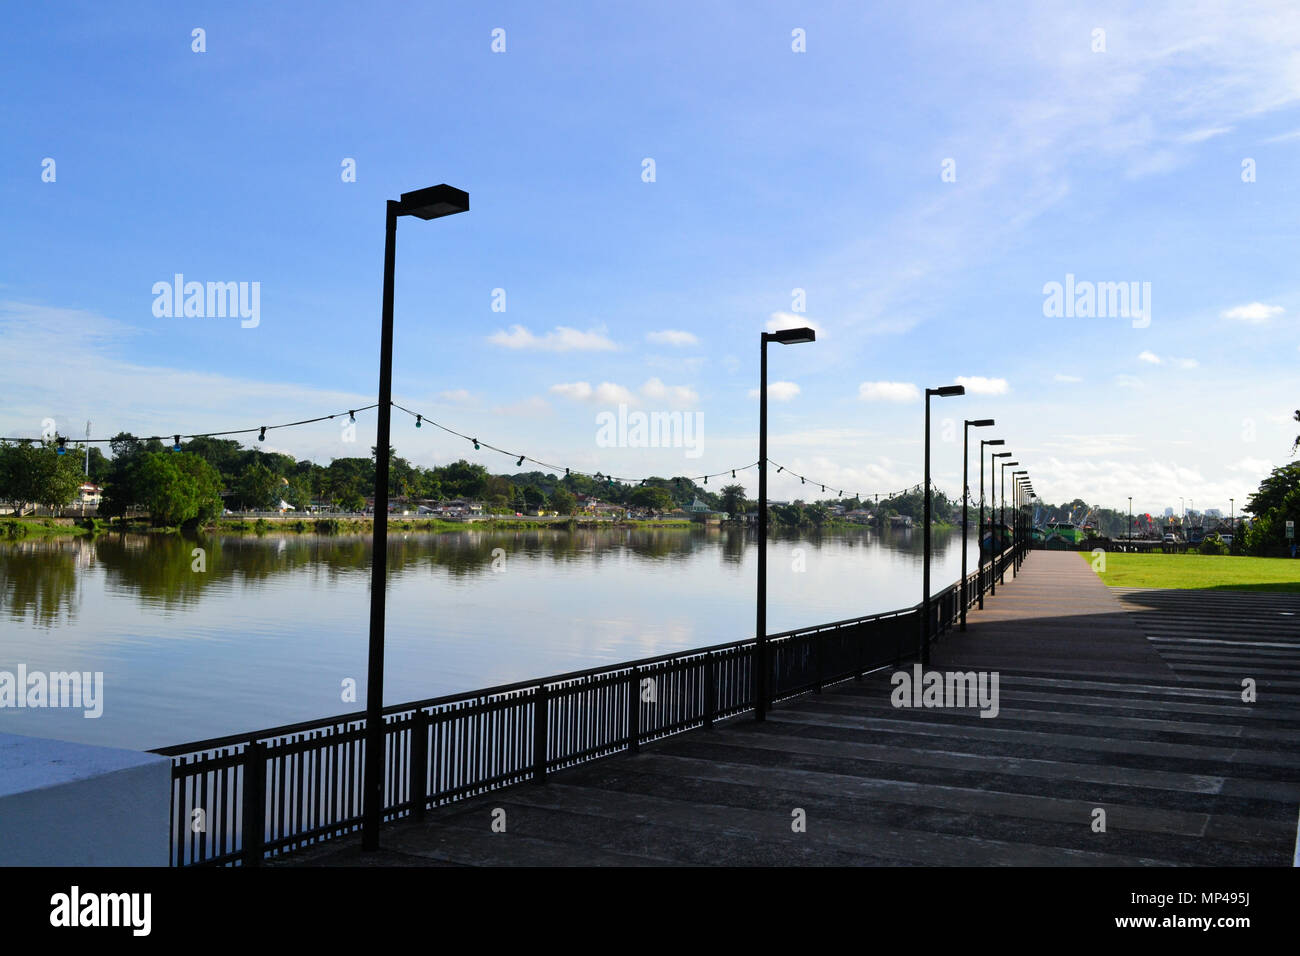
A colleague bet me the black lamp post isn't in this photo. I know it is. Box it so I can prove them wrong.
[961,419,994,630]
[990,451,1011,592]
[1011,471,1027,573]
[363,184,469,852]
[999,460,1018,584]
[1230,497,1235,553]
[980,439,1004,606]
[755,326,816,721]
[920,385,964,664]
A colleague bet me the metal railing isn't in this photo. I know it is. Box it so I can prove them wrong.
[153,543,1024,866]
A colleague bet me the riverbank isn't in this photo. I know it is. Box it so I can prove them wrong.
[1,515,699,537]
[1085,551,1300,593]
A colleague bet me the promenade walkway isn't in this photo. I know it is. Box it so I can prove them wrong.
[284,551,1300,866]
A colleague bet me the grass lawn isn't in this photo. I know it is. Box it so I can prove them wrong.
[1083,551,1300,593]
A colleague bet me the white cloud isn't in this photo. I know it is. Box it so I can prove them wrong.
[438,389,473,403]
[1221,303,1283,324]
[955,375,1009,395]
[646,329,699,347]
[1179,126,1233,143]
[1173,357,1199,369]
[1138,351,1162,364]
[549,378,697,407]
[488,324,617,351]
[748,381,801,401]
[640,377,699,406]
[1053,374,1082,383]
[858,381,919,403]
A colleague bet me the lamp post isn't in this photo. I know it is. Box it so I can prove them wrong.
[980,439,1004,606]
[363,184,469,852]
[990,450,1011,595]
[1011,472,1027,572]
[1230,497,1235,553]
[919,385,965,664]
[962,419,994,630]
[756,326,816,721]
[999,460,1018,584]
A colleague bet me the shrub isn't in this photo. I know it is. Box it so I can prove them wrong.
[1198,533,1229,556]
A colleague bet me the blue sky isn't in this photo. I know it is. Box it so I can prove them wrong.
[2,1,1298,515]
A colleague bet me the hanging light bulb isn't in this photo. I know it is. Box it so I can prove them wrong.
[349,410,356,423]
[516,455,524,467]
[415,415,422,428]
[732,470,736,478]
[801,477,805,485]
[472,438,479,450]
[703,476,708,485]
[173,435,181,452]
[56,437,66,455]
[777,467,783,474]
[565,467,570,476]
[259,427,266,442]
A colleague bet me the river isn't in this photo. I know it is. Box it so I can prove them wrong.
[0,525,980,750]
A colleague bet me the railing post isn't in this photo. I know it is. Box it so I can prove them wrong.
[532,684,548,784]
[703,654,716,728]
[813,633,824,694]
[856,622,865,681]
[410,709,428,818]
[241,740,266,867]
[628,665,641,753]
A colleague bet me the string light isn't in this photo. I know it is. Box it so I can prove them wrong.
[516,455,524,467]
[258,427,266,442]
[56,437,66,456]
[173,435,181,452]
[415,415,422,428]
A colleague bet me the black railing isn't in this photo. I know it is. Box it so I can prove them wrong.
[153,544,1024,866]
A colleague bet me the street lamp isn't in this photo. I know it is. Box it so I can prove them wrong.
[999,460,1018,584]
[755,326,816,721]
[363,183,469,852]
[1012,471,1027,572]
[979,439,1004,607]
[990,450,1011,595]
[919,385,965,664]
[1229,497,1235,553]
[962,419,994,630]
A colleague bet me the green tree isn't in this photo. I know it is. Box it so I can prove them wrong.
[0,441,83,514]
[135,452,222,526]
[629,485,674,514]
[719,483,747,517]
[235,461,280,511]
[549,488,577,515]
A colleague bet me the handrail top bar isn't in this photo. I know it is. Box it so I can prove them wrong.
[152,568,982,758]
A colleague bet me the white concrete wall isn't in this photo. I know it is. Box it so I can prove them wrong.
[0,733,171,866]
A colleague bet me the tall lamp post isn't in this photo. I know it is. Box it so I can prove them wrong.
[363,184,469,852]
[990,451,1011,594]
[999,459,1018,584]
[980,439,1004,606]
[920,384,965,665]
[756,327,816,721]
[1229,497,1235,553]
[1011,471,1027,571]
[961,419,995,629]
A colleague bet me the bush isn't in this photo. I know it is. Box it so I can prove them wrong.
[1198,533,1229,555]
[313,518,341,534]
[253,518,270,535]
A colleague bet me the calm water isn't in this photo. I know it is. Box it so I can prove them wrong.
[0,526,977,750]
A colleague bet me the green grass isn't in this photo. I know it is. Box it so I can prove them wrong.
[1,518,92,539]
[1084,551,1300,593]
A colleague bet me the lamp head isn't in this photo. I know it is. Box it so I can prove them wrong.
[397,184,470,220]
[764,327,816,345]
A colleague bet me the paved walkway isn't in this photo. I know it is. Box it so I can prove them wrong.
[283,551,1300,866]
